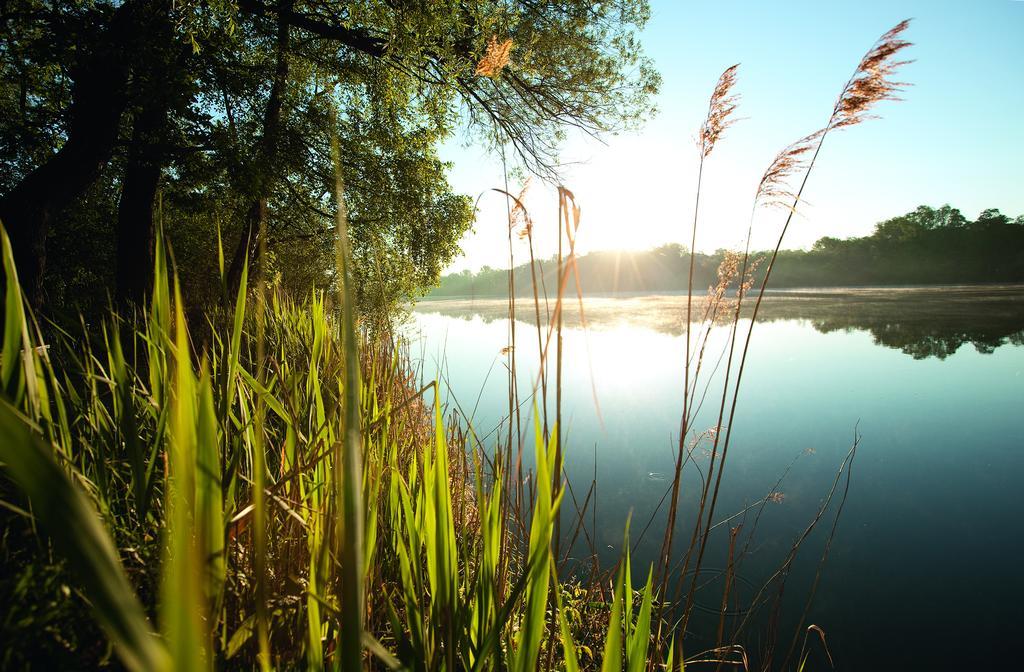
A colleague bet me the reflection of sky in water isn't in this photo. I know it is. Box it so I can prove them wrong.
[408,296,1024,670]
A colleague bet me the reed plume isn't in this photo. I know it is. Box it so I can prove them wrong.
[476,35,514,78]
[830,19,913,130]
[510,180,533,239]
[699,64,741,157]
[754,130,822,210]
[756,20,912,209]
[700,250,761,323]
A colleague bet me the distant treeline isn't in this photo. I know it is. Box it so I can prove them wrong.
[430,205,1024,297]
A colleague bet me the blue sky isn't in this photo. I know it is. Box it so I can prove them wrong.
[440,0,1024,272]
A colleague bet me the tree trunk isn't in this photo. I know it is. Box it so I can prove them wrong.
[226,0,292,295]
[0,66,130,306]
[115,99,167,306]
[115,3,179,307]
[0,3,137,307]
[227,200,269,294]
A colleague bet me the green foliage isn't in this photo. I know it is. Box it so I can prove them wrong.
[0,0,70,193]
[774,205,1024,286]
[510,416,564,672]
[1,0,659,317]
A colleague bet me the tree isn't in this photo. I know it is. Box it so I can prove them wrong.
[974,208,1010,228]
[0,1,144,305]
[433,204,1024,295]
[0,0,660,311]
[932,204,967,229]
[812,236,843,252]
[873,213,925,242]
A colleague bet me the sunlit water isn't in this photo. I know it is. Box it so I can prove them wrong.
[408,288,1024,670]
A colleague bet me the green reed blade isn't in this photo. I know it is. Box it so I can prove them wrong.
[330,127,364,671]
[627,567,654,672]
[161,278,211,671]
[0,399,170,672]
[601,559,625,672]
[555,571,581,672]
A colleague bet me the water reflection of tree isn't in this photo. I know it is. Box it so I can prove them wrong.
[808,318,1024,359]
[783,287,1024,359]
[414,286,1024,360]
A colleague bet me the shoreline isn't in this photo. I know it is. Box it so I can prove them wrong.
[420,282,1024,304]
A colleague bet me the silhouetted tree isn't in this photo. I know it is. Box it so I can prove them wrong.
[0,0,660,313]
[432,204,1024,297]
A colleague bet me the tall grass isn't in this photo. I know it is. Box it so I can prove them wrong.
[0,218,659,669]
[0,19,911,671]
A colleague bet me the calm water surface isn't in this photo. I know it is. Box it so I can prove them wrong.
[410,287,1024,671]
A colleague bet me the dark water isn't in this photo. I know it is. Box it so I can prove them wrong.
[410,286,1024,671]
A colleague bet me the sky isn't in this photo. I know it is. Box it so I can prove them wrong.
[438,0,1024,273]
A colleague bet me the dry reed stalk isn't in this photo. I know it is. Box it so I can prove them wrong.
[796,624,834,670]
[495,145,524,611]
[684,644,750,669]
[554,188,566,562]
[716,524,743,651]
[778,428,859,671]
[656,64,742,659]
[674,255,760,624]
[492,184,550,442]
[728,439,860,660]
[679,20,912,639]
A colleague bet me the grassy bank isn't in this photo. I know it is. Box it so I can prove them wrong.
[0,224,668,670]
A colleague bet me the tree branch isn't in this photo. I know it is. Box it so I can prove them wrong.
[237,0,388,57]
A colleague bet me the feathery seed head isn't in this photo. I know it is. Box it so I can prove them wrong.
[754,130,824,209]
[510,180,533,238]
[755,20,912,211]
[475,36,513,78]
[699,64,741,157]
[830,20,913,130]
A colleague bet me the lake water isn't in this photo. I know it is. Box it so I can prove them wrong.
[409,286,1024,671]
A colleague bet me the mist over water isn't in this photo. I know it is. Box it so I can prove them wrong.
[410,288,1024,670]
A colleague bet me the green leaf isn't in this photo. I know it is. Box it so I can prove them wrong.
[601,562,624,672]
[557,580,581,672]
[0,398,169,672]
[627,567,654,672]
